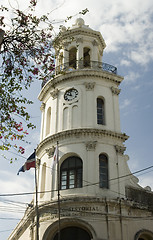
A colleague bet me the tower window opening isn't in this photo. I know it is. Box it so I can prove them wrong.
[99,154,109,189]
[83,47,90,67]
[97,98,105,125]
[69,47,77,69]
[60,156,82,190]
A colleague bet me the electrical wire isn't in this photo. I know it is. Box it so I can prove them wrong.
[0,164,153,197]
[0,229,14,233]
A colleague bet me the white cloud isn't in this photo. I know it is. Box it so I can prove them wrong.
[120,59,131,67]
[138,173,153,190]
[120,99,131,110]
[124,71,140,84]
[0,170,34,194]
[3,0,153,66]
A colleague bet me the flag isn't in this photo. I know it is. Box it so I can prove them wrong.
[17,151,36,175]
[51,145,58,173]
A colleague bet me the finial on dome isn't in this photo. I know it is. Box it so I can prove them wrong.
[60,26,66,32]
[72,18,89,29]
[75,18,85,27]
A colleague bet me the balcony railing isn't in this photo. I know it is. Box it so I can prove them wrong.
[42,60,117,88]
[55,60,117,75]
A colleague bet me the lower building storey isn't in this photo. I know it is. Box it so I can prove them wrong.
[8,197,153,240]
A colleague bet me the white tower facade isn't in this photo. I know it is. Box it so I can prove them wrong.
[9,19,153,240]
[37,18,130,201]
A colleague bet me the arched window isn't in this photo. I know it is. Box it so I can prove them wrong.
[46,107,51,136]
[135,229,153,240]
[83,47,90,67]
[63,107,69,130]
[40,163,46,198]
[72,105,78,128]
[60,156,83,190]
[97,98,105,125]
[69,47,77,69]
[99,154,109,189]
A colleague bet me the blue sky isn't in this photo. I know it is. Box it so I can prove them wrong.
[0,0,153,239]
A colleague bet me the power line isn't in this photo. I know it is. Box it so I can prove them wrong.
[0,164,152,197]
[0,217,21,220]
[0,229,14,233]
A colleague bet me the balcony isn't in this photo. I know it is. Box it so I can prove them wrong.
[125,186,153,210]
[55,60,117,75]
[41,60,117,88]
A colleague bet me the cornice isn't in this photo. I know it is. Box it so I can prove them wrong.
[38,70,124,101]
[36,128,129,155]
[60,27,106,50]
[9,193,152,239]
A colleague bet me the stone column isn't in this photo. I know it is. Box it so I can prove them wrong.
[76,37,83,69]
[111,86,121,132]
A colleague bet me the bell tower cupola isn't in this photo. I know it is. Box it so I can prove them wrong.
[55,18,106,73]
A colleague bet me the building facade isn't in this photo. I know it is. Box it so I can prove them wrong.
[8,18,153,240]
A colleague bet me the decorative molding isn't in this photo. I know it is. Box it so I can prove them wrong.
[40,102,46,111]
[36,158,41,166]
[84,82,95,90]
[38,70,123,101]
[115,145,126,155]
[99,50,103,56]
[50,89,59,99]
[46,146,55,158]
[36,129,129,155]
[92,39,98,46]
[76,37,83,43]
[63,41,69,47]
[86,141,97,151]
[61,28,106,50]
[63,100,79,106]
[111,86,121,95]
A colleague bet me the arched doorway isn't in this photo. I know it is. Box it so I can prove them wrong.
[135,230,153,240]
[53,226,91,240]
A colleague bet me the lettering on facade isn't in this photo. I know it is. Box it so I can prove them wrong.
[68,206,99,212]
[41,205,100,220]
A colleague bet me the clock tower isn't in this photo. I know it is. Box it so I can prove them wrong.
[8,18,153,240]
[38,18,129,202]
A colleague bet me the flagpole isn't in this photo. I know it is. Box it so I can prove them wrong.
[35,155,39,240]
[57,141,61,240]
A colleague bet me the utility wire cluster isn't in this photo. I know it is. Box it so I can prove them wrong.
[0,162,153,236]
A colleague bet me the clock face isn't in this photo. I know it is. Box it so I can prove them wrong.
[64,88,78,101]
